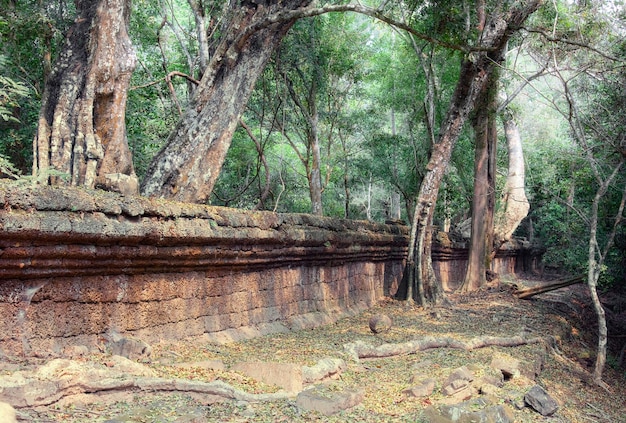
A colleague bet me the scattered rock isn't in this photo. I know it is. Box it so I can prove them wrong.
[0,402,16,423]
[490,353,521,380]
[524,384,559,416]
[442,366,474,396]
[296,386,364,416]
[425,397,515,423]
[231,361,302,393]
[302,357,346,383]
[369,314,392,334]
[403,378,436,398]
[107,335,152,360]
[521,349,546,380]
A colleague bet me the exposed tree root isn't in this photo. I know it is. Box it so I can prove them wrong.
[7,374,292,409]
[5,356,345,409]
[343,334,550,361]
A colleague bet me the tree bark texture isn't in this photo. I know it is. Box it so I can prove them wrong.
[493,115,530,245]
[33,0,138,195]
[141,0,312,204]
[187,0,210,78]
[407,0,543,305]
[460,72,498,293]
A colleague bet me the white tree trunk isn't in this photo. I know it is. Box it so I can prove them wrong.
[494,116,530,243]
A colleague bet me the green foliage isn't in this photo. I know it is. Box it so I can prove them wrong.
[0,1,75,174]
[0,153,21,179]
[0,57,29,123]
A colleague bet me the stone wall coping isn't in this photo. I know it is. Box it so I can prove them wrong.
[0,182,409,280]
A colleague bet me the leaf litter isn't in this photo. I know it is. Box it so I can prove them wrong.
[17,283,626,422]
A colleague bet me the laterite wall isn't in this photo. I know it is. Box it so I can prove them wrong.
[0,183,534,357]
[0,183,407,356]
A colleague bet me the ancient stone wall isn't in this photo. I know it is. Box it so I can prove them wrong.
[0,183,407,356]
[0,183,535,357]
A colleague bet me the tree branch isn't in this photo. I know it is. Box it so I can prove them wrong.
[239,3,473,54]
[522,27,623,62]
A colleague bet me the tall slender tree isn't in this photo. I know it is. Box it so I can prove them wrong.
[406,0,543,305]
[459,70,499,293]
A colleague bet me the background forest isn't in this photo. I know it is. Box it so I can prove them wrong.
[0,0,624,289]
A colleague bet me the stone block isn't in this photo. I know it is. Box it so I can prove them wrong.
[296,387,364,416]
[403,378,436,398]
[369,314,392,334]
[524,384,559,416]
[231,361,302,393]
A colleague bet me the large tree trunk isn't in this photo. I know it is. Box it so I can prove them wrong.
[405,0,542,305]
[141,0,312,204]
[493,114,530,245]
[33,0,138,195]
[460,75,498,293]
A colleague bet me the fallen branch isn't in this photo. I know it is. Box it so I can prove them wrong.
[343,334,549,361]
[515,275,585,299]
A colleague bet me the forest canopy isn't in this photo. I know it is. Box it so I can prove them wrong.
[1,0,624,384]
[0,2,623,283]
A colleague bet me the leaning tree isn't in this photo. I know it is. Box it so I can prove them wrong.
[405,0,543,305]
[140,0,313,203]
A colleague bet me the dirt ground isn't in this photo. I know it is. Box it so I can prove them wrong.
[11,278,626,422]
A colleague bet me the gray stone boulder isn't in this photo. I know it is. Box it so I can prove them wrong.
[369,314,392,334]
[524,384,559,416]
[425,397,515,423]
[107,334,152,360]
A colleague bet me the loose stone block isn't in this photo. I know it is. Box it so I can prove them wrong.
[524,384,559,416]
[231,361,302,393]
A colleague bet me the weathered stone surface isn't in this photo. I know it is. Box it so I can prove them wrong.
[231,362,302,393]
[296,387,364,416]
[0,402,16,423]
[425,397,515,423]
[490,353,521,380]
[107,335,152,360]
[0,182,533,356]
[302,357,346,384]
[369,314,392,334]
[403,378,436,398]
[63,344,90,359]
[442,366,474,396]
[524,384,559,416]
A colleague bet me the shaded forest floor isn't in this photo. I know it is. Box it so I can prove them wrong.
[14,277,626,422]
